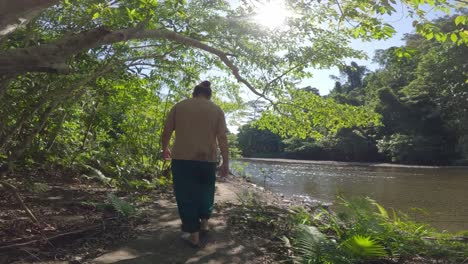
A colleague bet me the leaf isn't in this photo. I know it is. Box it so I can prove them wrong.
[31,182,50,193]
[341,235,387,258]
[294,225,330,262]
[92,12,100,20]
[455,15,466,26]
[434,32,447,42]
[426,32,434,40]
[107,193,136,217]
[371,200,389,219]
[450,33,458,43]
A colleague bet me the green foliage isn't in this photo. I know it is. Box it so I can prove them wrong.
[239,126,382,162]
[107,193,137,218]
[1,0,466,186]
[290,206,312,226]
[236,190,262,207]
[230,161,251,181]
[227,133,242,159]
[376,134,453,164]
[29,182,50,193]
[293,225,337,263]
[289,197,468,263]
[255,90,382,140]
[341,235,387,259]
[237,124,283,157]
[236,14,468,165]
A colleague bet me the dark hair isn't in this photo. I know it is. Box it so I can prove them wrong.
[192,80,212,99]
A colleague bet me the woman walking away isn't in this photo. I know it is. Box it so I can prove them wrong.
[161,80,229,248]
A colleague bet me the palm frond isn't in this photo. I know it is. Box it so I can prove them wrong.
[341,235,387,259]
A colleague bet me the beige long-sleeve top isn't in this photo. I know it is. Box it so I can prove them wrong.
[164,97,227,162]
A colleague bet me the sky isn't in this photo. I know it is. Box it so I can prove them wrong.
[229,1,450,96]
[301,10,414,95]
[223,0,454,131]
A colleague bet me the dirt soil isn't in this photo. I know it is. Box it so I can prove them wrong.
[1,173,290,264]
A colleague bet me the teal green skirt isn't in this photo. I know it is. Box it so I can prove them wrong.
[171,159,217,233]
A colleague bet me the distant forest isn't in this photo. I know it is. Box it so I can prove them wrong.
[236,16,468,165]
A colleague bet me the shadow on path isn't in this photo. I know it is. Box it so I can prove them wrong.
[91,183,262,264]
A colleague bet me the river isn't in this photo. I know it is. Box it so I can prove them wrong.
[233,158,468,232]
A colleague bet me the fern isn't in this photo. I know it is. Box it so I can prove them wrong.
[107,193,136,217]
[341,235,387,259]
[30,182,50,193]
[294,225,332,263]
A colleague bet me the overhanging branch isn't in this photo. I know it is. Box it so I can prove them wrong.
[0,26,267,99]
[0,0,59,38]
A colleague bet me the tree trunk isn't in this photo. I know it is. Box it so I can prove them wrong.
[0,96,51,149]
[81,102,99,149]
[0,0,59,39]
[7,102,58,164]
[46,112,68,151]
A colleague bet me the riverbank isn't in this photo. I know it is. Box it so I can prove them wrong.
[90,176,468,264]
[2,174,467,263]
[237,157,468,169]
[234,158,468,232]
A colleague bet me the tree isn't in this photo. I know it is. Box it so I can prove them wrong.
[362,14,468,164]
[329,61,369,105]
[1,0,467,174]
[237,124,283,157]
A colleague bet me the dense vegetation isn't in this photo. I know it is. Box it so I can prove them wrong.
[238,15,468,165]
[1,0,467,185]
[232,190,468,263]
[0,0,467,262]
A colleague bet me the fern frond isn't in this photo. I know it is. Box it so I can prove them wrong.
[294,225,329,262]
[107,193,136,217]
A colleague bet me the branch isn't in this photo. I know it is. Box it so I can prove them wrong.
[0,27,112,75]
[0,181,40,224]
[0,26,267,99]
[0,0,59,38]
[120,28,266,98]
[0,217,121,251]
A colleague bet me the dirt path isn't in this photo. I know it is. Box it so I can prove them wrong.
[89,181,266,264]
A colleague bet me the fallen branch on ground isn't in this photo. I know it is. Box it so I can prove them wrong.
[0,180,40,224]
[0,217,122,251]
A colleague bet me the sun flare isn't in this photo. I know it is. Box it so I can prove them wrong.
[254,1,291,30]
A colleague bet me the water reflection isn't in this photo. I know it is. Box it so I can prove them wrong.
[235,160,468,232]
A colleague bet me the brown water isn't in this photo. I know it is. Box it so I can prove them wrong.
[234,158,468,232]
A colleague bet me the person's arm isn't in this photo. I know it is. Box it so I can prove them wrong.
[161,107,175,160]
[216,110,229,178]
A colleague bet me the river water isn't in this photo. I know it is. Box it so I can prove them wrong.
[233,158,468,232]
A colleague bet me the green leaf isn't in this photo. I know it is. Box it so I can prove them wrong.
[455,15,466,26]
[450,33,458,43]
[425,32,434,40]
[294,225,330,262]
[371,200,389,218]
[92,12,100,20]
[434,32,447,42]
[341,235,387,258]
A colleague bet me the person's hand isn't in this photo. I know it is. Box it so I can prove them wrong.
[162,148,171,160]
[218,163,229,181]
